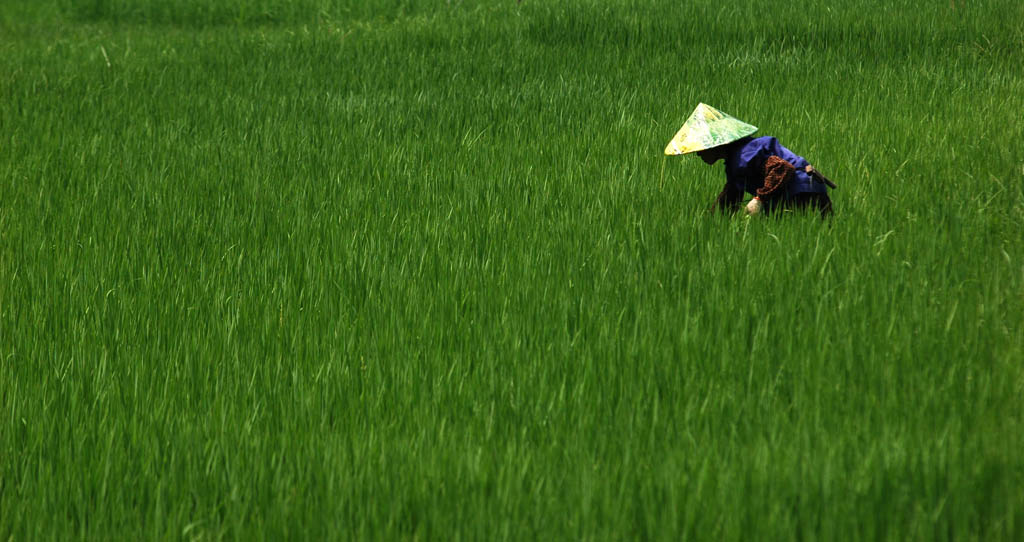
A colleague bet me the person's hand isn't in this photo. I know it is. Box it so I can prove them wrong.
[805,165,815,174]
[745,197,762,216]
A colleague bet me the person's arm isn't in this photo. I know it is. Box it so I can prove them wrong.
[712,182,744,213]
[745,155,795,215]
[755,156,796,200]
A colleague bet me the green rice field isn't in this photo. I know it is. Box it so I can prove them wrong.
[2,0,1023,539]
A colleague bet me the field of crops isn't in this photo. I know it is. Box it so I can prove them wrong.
[2,0,1023,539]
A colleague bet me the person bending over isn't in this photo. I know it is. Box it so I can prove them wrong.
[665,103,834,217]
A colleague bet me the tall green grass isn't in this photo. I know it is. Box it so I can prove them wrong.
[2,0,1023,539]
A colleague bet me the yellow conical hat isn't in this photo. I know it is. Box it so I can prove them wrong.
[664,103,758,155]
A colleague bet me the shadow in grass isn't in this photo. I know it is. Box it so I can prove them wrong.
[58,0,441,28]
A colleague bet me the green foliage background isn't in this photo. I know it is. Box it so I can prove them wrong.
[2,0,1023,539]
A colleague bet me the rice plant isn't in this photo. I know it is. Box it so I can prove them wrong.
[1,0,1022,539]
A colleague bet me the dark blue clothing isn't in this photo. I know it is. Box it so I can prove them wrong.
[724,136,827,198]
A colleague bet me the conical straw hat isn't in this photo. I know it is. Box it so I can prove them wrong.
[664,103,758,155]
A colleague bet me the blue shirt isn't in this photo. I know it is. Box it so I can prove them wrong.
[724,136,827,197]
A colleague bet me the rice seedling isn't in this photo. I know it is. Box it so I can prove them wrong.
[1,0,1022,539]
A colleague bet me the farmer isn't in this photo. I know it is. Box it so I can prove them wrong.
[664,103,834,217]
